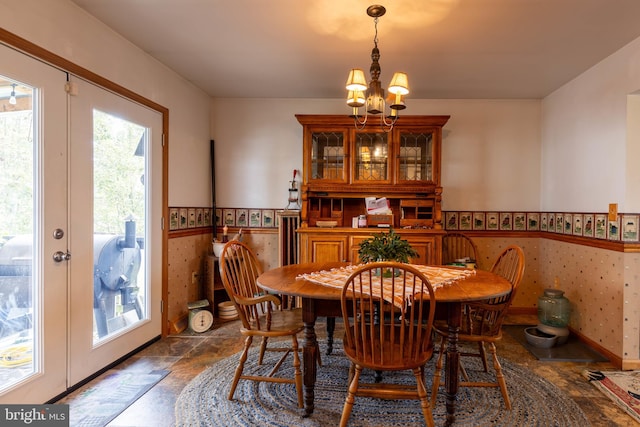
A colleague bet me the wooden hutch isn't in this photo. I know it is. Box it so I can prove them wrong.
[296,114,450,264]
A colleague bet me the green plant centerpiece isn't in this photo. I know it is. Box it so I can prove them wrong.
[357,228,419,276]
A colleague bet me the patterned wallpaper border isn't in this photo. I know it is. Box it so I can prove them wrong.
[169,207,287,230]
[444,211,639,242]
[169,207,640,243]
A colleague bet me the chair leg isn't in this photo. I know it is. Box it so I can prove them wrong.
[339,364,362,427]
[258,336,268,365]
[488,342,511,409]
[430,336,445,408]
[291,335,304,408]
[229,336,252,400]
[478,341,488,372]
[413,367,435,427]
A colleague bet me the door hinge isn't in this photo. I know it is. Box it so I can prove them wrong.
[161,216,165,230]
[160,300,164,313]
[64,81,79,96]
[162,133,165,147]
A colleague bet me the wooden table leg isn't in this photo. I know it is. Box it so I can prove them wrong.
[325,317,335,355]
[301,298,318,417]
[444,301,462,426]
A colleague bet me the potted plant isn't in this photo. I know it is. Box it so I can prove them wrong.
[357,228,419,274]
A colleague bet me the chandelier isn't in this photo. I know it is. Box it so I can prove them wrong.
[345,5,409,131]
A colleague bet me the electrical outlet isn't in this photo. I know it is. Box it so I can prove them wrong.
[191,271,198,284]
[608,203,618,221]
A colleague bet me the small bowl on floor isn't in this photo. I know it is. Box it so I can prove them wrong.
[524,327,557,348]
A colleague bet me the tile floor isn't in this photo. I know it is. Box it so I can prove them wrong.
[59,315,637,426]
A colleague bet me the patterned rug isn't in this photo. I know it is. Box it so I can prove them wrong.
[175,344,589,426]
[583,369,640,424]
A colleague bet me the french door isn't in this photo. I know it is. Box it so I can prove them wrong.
[67,76,163,385]
[0,45,163,401]
[0,43,68,402]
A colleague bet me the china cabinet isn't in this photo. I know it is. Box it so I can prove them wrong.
[296,114,449,264]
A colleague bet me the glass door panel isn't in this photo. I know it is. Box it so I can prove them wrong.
[0,79,36,390]
[310,131,346,182]
[354,131,389,182]
[92,110,146,343]
[397,131,433,182]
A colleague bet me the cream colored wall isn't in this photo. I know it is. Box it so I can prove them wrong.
[211,98,541,211]
[540,33,640,365]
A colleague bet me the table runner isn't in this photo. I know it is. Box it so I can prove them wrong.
[297,264,475,308]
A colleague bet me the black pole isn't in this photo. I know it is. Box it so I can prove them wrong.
[210,140,216,237]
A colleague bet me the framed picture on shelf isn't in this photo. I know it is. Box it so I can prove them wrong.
[540,213,548,231]
[203,209,212,227]
[594,214,607,239]
[445,212,458,230]
[179,208,188,229]
[555,213,564,233]
[262,209,275,227]
[583,214,594,238]
[188,208,196,228]
[215,208,222,226]
[169,208,179,230]
[499,212,512,231]
[572,214,583,236]
[473,212,485,230]
[249,209,261,227]
[527,212,540,231]
[459,212,472,230]
[563,213,572,234]
[622,214,639,242]
[513,213,526,231]
[236,209,248,228]
[196,208,204,227]
[608,216,620,241]
[223,209,235,226]
[486,212,499,230]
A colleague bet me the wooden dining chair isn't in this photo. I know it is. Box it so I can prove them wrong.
[339,262,437,427]
[218,240,304,408]
[441,232,479,265]
[431,245,525,409]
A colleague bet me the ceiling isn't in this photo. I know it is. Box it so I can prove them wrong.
[68,0,640,100]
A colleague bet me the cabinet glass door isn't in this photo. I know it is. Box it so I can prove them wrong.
[310,131,347,182]
[397,131,434,183]
[353,131,389,183]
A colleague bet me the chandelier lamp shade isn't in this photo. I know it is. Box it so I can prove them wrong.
[346,5,409,131]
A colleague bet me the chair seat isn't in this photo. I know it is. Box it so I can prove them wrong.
[241,307,305,337]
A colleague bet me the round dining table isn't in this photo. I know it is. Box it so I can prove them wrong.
[257,261,512,425]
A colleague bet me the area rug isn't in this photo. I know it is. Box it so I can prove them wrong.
[504,325,608,362]
[583,369,640,424]
[59,369,169,427]
[175,345,589,426]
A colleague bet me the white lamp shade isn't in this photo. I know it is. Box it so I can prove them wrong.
[346,69,367,91]
[388,72,409,95]
[346,90,365,108]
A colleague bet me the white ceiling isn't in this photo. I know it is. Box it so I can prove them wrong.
[69,0,640,100]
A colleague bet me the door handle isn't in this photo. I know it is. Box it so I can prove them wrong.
[53,251,71,262]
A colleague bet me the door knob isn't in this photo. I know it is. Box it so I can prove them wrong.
[53,251,71,262]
